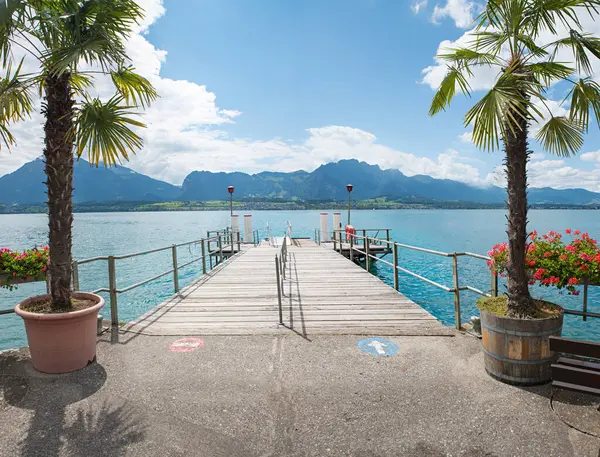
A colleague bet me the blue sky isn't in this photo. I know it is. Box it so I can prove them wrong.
[1,0,600,190]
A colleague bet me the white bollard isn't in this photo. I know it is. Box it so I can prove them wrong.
[231,214,240,236]
[320,212,329,242]
[333,212,341,242]
[244,214,253,243]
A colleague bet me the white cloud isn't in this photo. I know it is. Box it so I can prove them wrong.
[486,159,600,192]
[581,150,600,162]
[431,0,479,28]
[458,131,473,143]
[411,0,428,14]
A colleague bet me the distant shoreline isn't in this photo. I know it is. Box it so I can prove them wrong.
[1,199,599,214]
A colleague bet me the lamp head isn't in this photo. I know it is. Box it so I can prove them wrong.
[228,186,234,194]
[346,184,353,193]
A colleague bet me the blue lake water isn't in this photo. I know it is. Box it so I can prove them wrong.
[1,209,599,350]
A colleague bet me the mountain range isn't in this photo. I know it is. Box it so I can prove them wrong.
[1,158,600,206]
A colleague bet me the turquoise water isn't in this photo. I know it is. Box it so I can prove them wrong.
[1,209,599,350]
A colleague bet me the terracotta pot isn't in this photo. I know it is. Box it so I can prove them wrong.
[15,292,104,374]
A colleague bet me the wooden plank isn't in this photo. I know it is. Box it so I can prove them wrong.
[126,239,449,336]
[550,337,600,359]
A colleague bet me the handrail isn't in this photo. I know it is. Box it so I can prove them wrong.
[338,231,599,328]
[0,230,236,323]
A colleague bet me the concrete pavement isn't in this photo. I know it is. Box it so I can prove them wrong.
[0,331,599,456]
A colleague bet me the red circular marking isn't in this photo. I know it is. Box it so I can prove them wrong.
[168,338,204,353]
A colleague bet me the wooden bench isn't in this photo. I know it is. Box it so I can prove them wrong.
[550,336,600,396]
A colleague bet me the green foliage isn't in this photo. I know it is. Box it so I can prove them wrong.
[429,0,600,156]
[0,246,49,290]
[0,0,157,163]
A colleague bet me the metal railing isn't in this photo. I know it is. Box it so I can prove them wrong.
[339,233,497,330]
[337,232,600,328]
[274,234,288,325]
[0,230,239,323]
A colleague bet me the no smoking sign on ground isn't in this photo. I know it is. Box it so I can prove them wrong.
[168,338,204,353]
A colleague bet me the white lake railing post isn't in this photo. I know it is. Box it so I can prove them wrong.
[393,243,399,291]
[451,254,461,330]
[108,256,118,326]
[72,260,80,291]
[172,245,179,293]
[201,239,206,274]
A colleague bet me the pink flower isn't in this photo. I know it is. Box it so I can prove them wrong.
[574,230,581,235]
[579,253,592,262]
[566,245,577,253]
[566,228,572,234]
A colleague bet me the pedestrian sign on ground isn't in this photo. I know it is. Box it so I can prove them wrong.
[357,337,399,357]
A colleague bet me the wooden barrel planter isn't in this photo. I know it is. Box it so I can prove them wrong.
[480,309,564,385]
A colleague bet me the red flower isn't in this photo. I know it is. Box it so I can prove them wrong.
[579,253,592,262]
[572,290,581,296]
[566,245,577,253]
[568,277,579,285]
[574,230,581,235]
[566,228,572,234]
[534,268,547,280]
[544,251,552,257]
[560,254,567,261]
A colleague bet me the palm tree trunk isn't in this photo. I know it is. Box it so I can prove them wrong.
[43,73,74,311]
[504,121,535,318]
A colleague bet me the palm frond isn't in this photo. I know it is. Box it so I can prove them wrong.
[551,30,600,75]
[438,47,501,66]
[111,66,157,108]
[428,66,471,116]
[536,116,584,156]
[566,77,600,130]
[74,95,146,166]
[0,0,28,66]
[464,73,530,152]
[0,59,34,149]
[471,31,509,54]
[525,62,574,86]
[70,71,94,95]
[42,0,145,75]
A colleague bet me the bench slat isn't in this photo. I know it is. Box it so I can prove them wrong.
[552,380,600,397]
[551,364,600,389]
[557,356,600,372]
[549,336,600,359]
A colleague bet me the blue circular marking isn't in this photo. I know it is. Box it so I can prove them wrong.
[357,337,399,357]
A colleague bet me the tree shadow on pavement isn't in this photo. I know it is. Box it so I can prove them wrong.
[1,349,146,457]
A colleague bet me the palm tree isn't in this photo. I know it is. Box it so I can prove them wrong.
[430,0,600,317]
[0,0,157,311]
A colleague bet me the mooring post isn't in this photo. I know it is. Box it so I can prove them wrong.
[237,231,241,252]
[172,245,179,293]
[108,256,118,326]
[333,230,337,251]
[201,239,206,274]
[365,237,370,272]
[393,243,399,291]
[349,234,354,261]
[451,254,461,330]
[72,260,80,291]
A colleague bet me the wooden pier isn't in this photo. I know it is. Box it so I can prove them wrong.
[126,238,451,337]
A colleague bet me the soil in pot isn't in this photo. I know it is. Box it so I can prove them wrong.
[477,295,564,386]
[21,297,96,314]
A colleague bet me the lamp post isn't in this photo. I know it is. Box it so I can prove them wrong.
[346,184,353,225]
[228,186,234,216]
